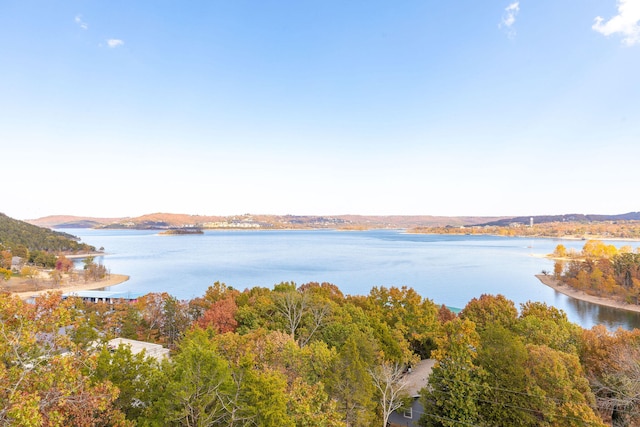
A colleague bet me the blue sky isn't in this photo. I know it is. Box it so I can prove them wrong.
[1,1,639,220]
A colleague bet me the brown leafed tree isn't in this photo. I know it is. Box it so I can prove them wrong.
[196,297,238,334]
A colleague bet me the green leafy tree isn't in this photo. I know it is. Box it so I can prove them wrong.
[459,293,518,331]
[234,287,277,334]
[420,318,484,427]
[212,330,295,427]
[288,377,345,427]
[232,366,294,427]
[327,333,376,426]
[524,344,604,427]
[365,286,439,359]
[92,343,162,422]
[476,324,541,426]
[516,302,581,354]
[146,328,232,426]
[30,250,57,268]
[272,336,337,386]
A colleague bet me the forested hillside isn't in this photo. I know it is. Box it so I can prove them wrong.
[0,213,95,254]
[2,282,635,426]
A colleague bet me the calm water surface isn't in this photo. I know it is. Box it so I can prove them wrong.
[63,228,640,330]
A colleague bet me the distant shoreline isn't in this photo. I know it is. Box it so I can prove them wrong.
[407,230,640,242]
[61,227,640,242]
[535,274,640,314]
[12,274,130,300]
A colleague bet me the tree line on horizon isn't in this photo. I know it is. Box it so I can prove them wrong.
[411,220,640,239]
[2,279,640,426]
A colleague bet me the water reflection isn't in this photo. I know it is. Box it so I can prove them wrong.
[556,291,640,330]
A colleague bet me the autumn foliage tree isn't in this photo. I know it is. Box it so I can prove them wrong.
[135,293,190,348]
[364,286,439,359]
[0,277,630,426]
[55,254,74,273]
[580,326,640,426]
[196,297,238,333]
[0,293,126,426]
[554,241,640,303]
[0,250,12,269]
[82,256,108,282]
[459,293,518,331]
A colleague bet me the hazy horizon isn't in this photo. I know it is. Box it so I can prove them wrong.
[16,210,640,223]
[2,1,638,220]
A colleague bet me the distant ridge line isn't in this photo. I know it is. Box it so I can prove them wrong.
[24,211,640,230]
[476,212,640,227]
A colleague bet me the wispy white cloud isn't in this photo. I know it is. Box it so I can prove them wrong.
[593,0,640,46]
[106,39,124,48]
[499,2,520,38]
[74,14,88,30]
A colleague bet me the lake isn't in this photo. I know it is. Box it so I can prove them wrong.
[62,228,640,330]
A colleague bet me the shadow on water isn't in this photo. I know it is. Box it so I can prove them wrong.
[558,290,640,330]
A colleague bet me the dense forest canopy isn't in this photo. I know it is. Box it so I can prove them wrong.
[2,281,637,426]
